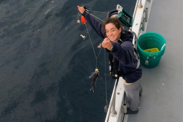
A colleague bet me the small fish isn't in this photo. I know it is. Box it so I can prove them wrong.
[80,34,86,40]
[89,68,101,93]
[77,20,80,23]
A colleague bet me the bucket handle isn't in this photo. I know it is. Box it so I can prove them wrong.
[161,44,166,50]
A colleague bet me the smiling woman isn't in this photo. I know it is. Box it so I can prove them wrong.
[105,23,121,42]
[103,18,122,42]
[77,5,142,114]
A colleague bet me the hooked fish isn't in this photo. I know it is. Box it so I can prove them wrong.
[89,68,101,93]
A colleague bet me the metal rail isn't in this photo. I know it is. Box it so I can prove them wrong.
[105,0,153,121]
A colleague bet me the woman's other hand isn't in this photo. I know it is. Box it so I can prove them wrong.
[77,6,85,14]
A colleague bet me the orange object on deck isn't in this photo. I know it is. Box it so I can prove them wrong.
[81,15,87,24]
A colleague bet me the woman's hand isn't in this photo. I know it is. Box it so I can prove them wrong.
[77,6,85,14]
[102,38,113,51]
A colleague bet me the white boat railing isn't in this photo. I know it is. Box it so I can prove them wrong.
[105,77,126,122]
[138,0,143,8]
[105,79,118,122]
[105,0,153,122]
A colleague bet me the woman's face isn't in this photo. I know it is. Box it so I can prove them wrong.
[105,23,121,42]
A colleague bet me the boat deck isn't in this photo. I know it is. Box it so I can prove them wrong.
[128,0,183,122]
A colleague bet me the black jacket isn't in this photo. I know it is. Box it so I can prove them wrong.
[82,11,142,83]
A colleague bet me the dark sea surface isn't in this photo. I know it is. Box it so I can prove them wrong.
[0,0,135,122]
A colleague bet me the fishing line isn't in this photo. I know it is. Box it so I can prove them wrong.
[90,13,104,22]
[89,10,108,14]
[104,46,108,108]
[82,6,107,22]
[89,10,108,22]
[79,8,110,111]
[84,23,103,68]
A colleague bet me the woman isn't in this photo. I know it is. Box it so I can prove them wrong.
[77,6,142,114]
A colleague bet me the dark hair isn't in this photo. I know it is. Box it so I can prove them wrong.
[102,17,123,34]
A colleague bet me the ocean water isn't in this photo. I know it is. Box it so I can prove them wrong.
[0,0,135,122]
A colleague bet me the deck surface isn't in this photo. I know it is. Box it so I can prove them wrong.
[128,0,183,122]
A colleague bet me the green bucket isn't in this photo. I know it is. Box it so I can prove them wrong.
[137,32,166,68]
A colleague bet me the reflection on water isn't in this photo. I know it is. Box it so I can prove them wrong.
[0,0,135,121]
